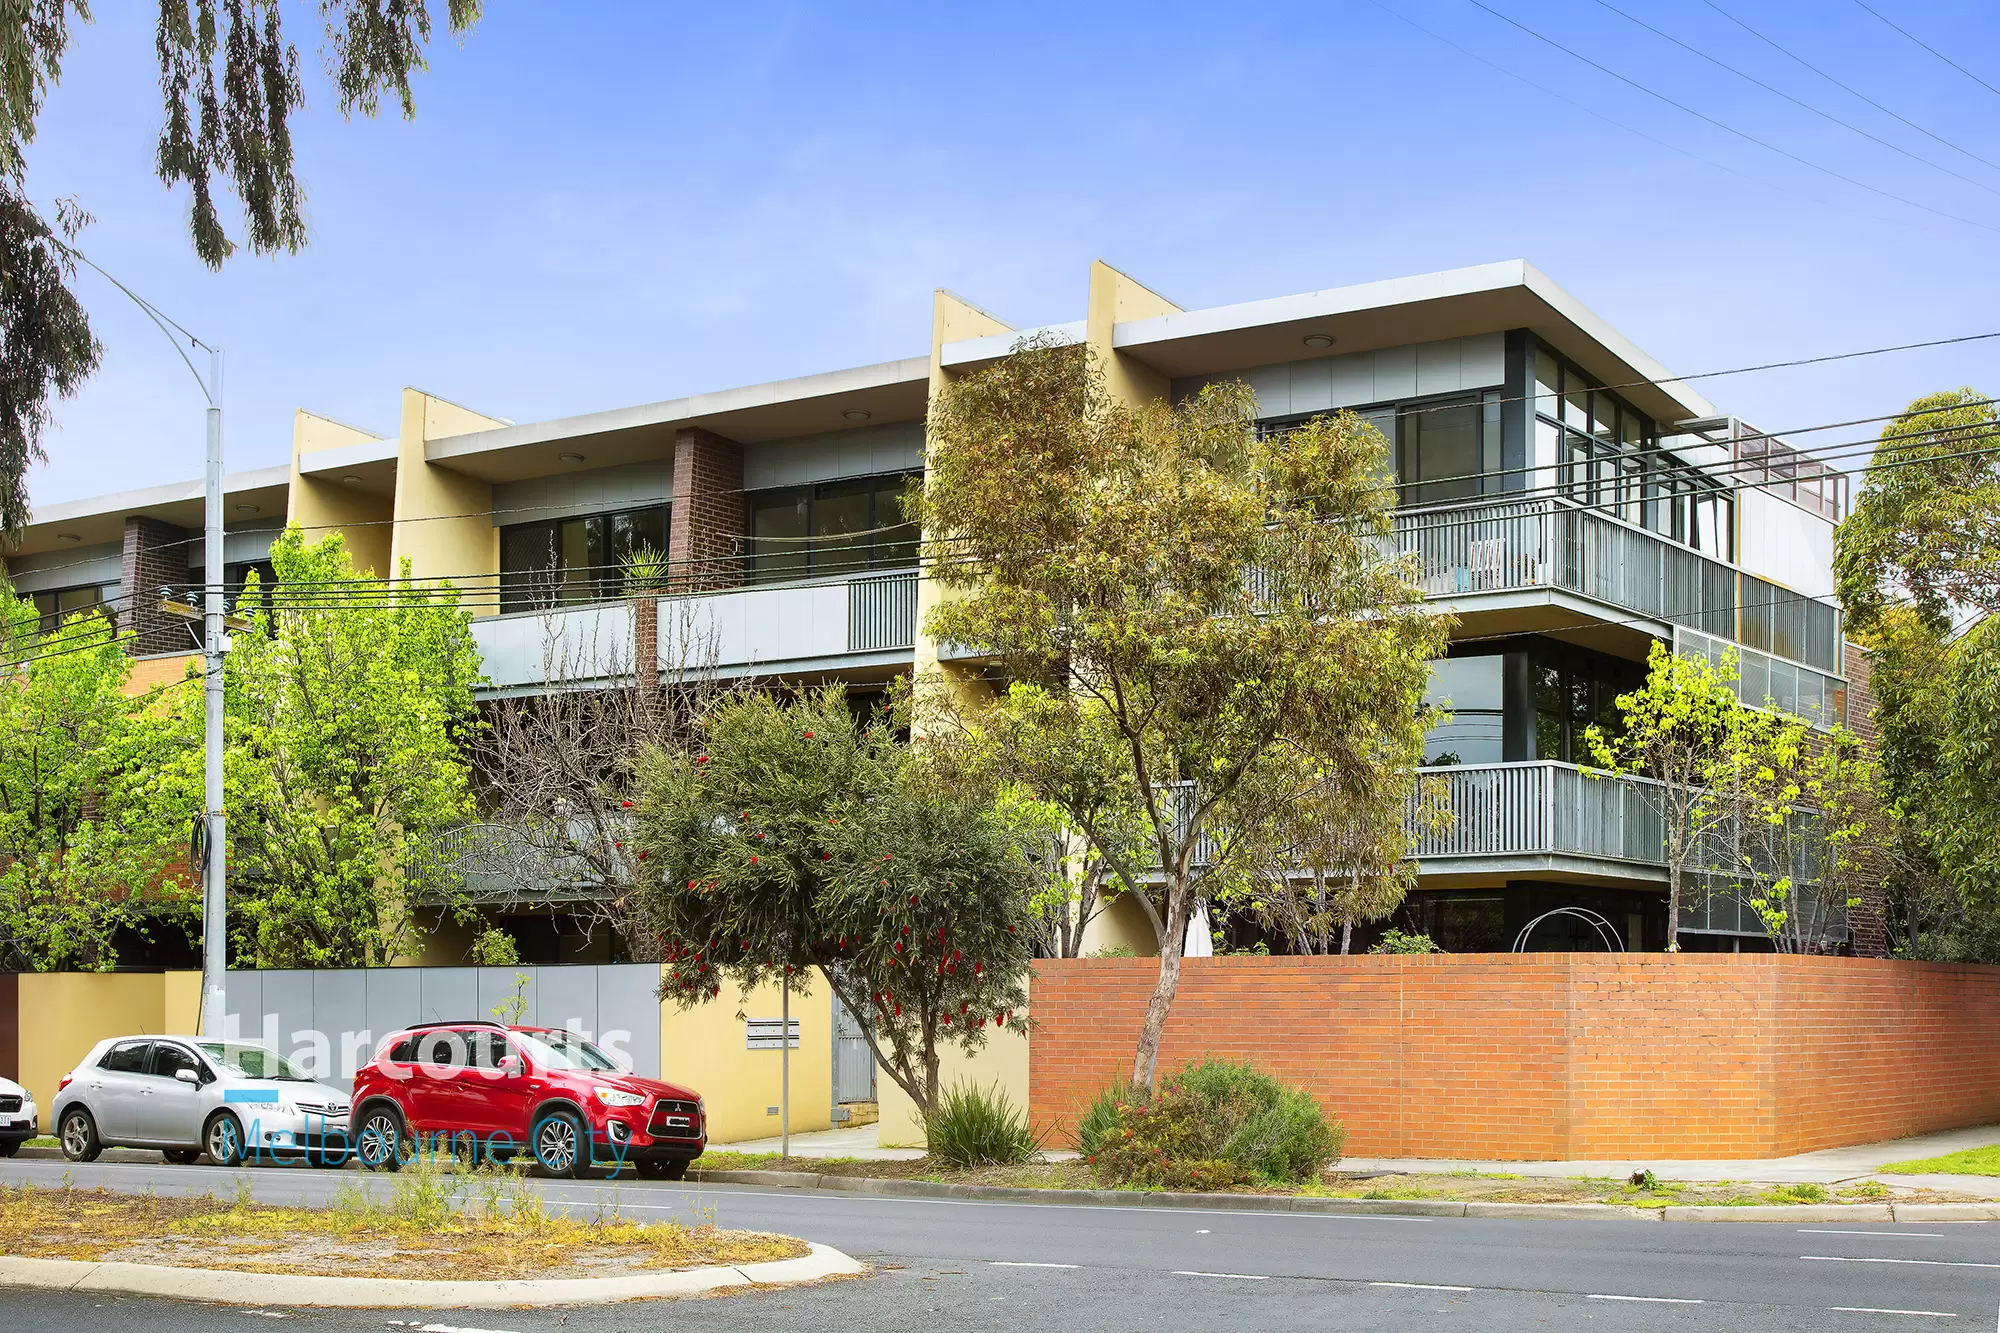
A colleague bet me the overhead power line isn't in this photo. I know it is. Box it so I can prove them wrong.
[1702,0,2000,178]
[1852,1,2000,102]
[1465,0,2000,235]
[1595,0,2000,200]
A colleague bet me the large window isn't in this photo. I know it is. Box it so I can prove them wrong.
[1397,393,1503,508]
[499,505,669,612]
[1535,345,1733,561]
[1530,642,1645,763]
[30,584,110,635]
[1421,654,1505,765]
[745,472,918,585]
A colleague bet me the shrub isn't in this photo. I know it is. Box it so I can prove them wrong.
[1074,1079,1140,1158]
[1087,1059,1343,1190]
[925,1082,1041,1168]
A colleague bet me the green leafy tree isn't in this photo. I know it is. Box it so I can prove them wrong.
[632,687,1034,1119]
[1586,643,1813,951]
[1834,389,2000,956]
[909,340,1447,1087]
[0,590,198,968]
[192,526,483,967]
[0,1,480,534]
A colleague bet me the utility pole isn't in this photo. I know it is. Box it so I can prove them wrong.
[200,347,227,1038]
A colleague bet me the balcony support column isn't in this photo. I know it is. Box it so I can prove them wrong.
[668,426,743,594]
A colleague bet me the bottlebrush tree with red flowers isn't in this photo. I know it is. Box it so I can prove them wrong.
[631,686,1034,1119]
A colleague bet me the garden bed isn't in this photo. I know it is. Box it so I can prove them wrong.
[0,1175,805,1281]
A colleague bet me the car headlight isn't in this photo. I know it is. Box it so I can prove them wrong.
[594,1089,647,1107]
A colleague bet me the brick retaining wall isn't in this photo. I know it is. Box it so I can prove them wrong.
[1029,955,2000,1160]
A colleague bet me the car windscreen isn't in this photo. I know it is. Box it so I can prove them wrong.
[197,1042,311,1081]
[514,1031,620,1072]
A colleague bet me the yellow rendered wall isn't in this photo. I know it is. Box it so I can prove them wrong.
[389,389,506,613]
[913,288,1012,716]
[1085,259,1179,408]
[660,972,834,1146]
[289,411,394,578]
[877,1019,1031,1149]
[16,972,197,1112]
[1078,890,1161,958]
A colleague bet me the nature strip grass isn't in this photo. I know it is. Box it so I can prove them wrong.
[0,1159,805,1281]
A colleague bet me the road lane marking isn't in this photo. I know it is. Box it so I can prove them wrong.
[1371,1281,1473,1292]
[1804,1256,2000,1269]
[1173,1271,1269,1280]
[1828,1309,1957,1318]
[990,1261,1079,1268]
[1587,1294,1703,1304]
[1800,1229,1944,1238]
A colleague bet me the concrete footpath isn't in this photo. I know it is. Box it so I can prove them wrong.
[716,1122,2000,1195]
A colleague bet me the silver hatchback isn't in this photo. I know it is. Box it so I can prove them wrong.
[52,1035,352,1167]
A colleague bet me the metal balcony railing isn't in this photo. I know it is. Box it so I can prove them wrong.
[1390,498,1842,674]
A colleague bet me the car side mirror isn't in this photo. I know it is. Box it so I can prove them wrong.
[174,1068,200,1085]
[498,1055,521,1078]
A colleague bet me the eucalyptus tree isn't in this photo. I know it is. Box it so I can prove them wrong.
[0,1,480,533]
[909,340,1448,1088]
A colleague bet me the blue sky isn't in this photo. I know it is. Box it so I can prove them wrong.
[24,0,2000,507]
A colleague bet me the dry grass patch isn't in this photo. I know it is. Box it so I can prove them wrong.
[0,1165,805,1281]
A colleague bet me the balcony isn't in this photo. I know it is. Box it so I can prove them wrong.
[1392,497,1843,675]
[472,568,918,695]
[1411,761,1668,884]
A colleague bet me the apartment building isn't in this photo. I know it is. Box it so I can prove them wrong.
[2,260,1856,959]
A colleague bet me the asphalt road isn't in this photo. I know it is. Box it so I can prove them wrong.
[4,1156,1997,1331]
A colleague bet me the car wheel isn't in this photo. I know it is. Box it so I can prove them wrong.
[354,1107,406,1172]
[533,1109,588,1179]
[163,1148,201,1165]
[638,1157,688,1181]
[204,1111,246,1167]
[59,1108,101,1163]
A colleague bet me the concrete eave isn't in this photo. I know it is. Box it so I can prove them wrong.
[939,262,1717,430]
[423,357,932,484]
[8,465,293,557]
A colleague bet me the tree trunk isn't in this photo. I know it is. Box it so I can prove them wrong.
[1131,878,1193,1089]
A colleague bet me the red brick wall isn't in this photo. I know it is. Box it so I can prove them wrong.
[669,427,744,592]
[1030,955,2000,1160]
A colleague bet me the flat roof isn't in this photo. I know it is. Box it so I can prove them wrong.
[8,465,293,558]
[424,356,932,484]
[943,261,1719,429]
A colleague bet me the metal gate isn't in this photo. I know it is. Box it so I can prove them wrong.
[830,992,876,1106]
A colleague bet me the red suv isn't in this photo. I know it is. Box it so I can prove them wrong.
[350,1021,704,1179]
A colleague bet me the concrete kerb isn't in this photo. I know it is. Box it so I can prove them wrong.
[689,1168,2000,1221]
[0,1243,866,1309]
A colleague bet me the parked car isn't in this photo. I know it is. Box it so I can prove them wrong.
[349,1021,705,1179]
[51,1036,351,1167]
[0,1074,37,1156]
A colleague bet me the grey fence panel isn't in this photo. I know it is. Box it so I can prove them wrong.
[591,966,662,1079]
[417,969,478,1027]
[477,968,533,1025]
[310,970,369,1081]
[363,970,423,1060]
[534,966,596,1034]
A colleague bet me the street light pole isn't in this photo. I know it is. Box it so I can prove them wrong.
[200,347,227,1039]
